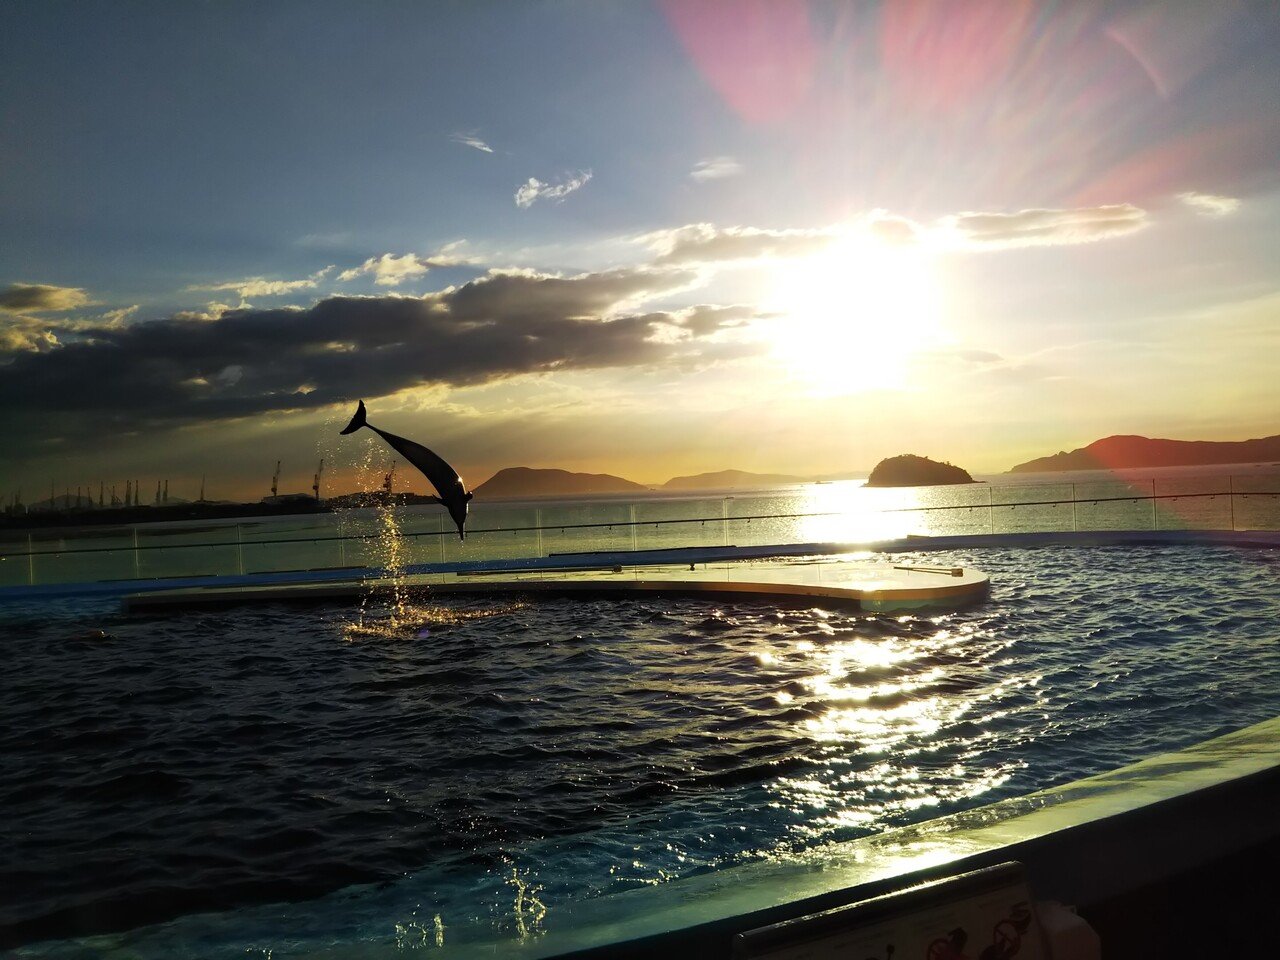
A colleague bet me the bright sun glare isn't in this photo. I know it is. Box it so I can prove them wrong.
[765,230,945,395]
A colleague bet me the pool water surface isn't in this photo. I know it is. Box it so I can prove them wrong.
[3,544,1279,957]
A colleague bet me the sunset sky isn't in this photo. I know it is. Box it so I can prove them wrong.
[3,1,1278,500]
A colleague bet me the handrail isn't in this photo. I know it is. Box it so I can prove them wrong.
[1,489,1276,560]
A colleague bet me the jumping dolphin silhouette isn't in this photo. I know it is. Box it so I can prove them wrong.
[340,400,472,540]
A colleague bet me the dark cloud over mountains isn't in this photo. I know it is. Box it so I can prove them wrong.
[0,266,752,448]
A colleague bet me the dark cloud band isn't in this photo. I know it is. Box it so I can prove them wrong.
[0,267,748,446]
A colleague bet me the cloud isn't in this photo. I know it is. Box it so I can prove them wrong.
[0,317,61,354]
[642,206,1145,264]
[194,267,333,299]
[866,212,922,245]
[337,253,429,286]
[0,283,94,314]
[0,265,751,444]
[920,347,1008,368]
[450,132,494,153]
[1178,191,1240,217]
[690,156,743,181]
[667,304,759,336]
[172,302,236,322]
[514,171,592,208]
[1,304,141,356]
[946,204,1148,248]
[95,305,140,328]
[641,223,836,264]
[336,245,478,286]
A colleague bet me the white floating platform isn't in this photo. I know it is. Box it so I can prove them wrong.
[122,559,989,614]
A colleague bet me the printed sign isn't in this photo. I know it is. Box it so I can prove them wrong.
[735,862,1044,960]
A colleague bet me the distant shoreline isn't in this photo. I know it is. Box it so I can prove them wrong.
[5,461,1277,536]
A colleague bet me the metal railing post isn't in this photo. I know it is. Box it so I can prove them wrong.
[630,504,638,552]
[988,487,994,535]
[722,497,729,547]
[27,533,35,586]
[1071,483,1078,531]
[1151,479,1158,530]
[132,527,141,579]
[1230,475,1236,530]
[535,509,544,558]
[236,524,245,575]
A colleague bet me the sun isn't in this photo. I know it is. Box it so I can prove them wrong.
[764,230,945,395]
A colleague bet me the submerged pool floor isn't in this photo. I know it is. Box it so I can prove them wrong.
[3,543,1279,957]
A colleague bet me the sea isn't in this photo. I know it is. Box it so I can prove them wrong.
[3,464,1278,589]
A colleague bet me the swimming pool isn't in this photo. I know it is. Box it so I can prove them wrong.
[4,543,1279,956]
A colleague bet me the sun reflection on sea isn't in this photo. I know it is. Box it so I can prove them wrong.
[764,615,1030,846]
[793,480,921,543]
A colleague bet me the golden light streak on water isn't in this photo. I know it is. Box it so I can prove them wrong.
[803,697,951,746]
[793,480,921,543]
[760,611,1037,848]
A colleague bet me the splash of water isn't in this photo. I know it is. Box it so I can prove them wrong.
[505,866,547,941]
[375,495,410,622]
[327,406,522,641]
[326,415,418,637]
[343,599,525,641]
[393,906,443,950]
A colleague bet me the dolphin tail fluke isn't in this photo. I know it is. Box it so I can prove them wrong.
[339,400,368,435]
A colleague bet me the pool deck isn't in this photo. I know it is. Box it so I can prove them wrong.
[121,556,990,614]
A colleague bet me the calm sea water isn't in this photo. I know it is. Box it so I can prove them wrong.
[3,464,1279,588]
[3,542,1279,956]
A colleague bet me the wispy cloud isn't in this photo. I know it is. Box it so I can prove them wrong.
[945,204,1148,249]
[0,283,95,314]
[295,231,353,249]
[450,131,494,153]
[336,243,479,286]
[689,156,743,181]
[193,267,333,299]
[1178,191,1240,217]
[514,171,592,209]
[337,253,428,286]
[172,302,237,322]
[640,223,836,264]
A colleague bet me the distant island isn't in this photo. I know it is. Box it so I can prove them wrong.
[865,454,975,487]
[663,469,808,490]
[1009,434,1280,473]
[471,466,650,500]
